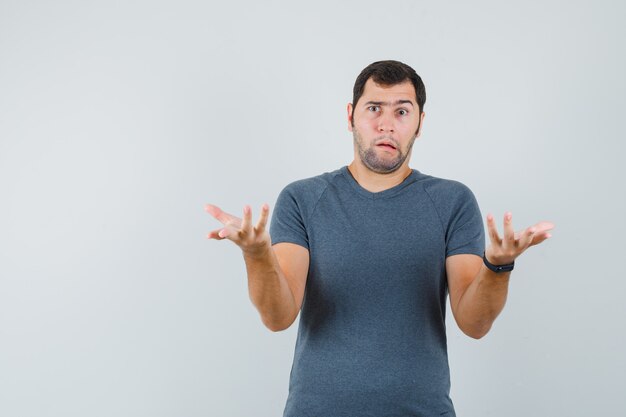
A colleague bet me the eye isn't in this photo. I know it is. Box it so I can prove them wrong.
[367,105,380,112]
[397,109,409,116]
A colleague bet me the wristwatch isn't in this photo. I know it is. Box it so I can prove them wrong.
[483,252,515,273]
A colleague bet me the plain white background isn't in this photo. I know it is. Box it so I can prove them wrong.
[1,0,624,416]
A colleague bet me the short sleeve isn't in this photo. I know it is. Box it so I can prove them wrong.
[445,185,485,258]
[270,184,309,250]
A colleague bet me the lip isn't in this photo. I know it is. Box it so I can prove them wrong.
[376,140,397,150]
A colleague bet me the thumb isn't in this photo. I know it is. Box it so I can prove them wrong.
[218,224,240,240]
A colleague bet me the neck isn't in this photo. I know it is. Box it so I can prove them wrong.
[347,160,413,193]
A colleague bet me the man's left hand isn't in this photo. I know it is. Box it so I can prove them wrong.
[485,212,555,265]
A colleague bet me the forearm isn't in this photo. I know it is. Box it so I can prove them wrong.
[243,246,298,331]
[455,265,511,339]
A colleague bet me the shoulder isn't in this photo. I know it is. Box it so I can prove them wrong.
[274,167,343,216]
[279,167,342,200]
[416,172,482,230]
[417,173,484,249]
[419,173,477,203]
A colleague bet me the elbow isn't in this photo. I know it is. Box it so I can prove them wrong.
[465,330,488,340]
[460,323,492,340]
[265,322,290,332]
[261,315,296,332]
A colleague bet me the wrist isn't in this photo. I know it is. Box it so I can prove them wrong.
[484,248,515,266]
[483,251,515,273]
[242,241,272,260]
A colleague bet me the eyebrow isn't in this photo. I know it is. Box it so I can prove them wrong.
[364,100,415,108]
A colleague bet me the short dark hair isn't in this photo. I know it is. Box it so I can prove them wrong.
[352,60,426,114]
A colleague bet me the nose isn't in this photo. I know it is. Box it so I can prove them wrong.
[378,111,395,133]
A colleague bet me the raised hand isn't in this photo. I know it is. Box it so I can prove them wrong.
[485,212,554,265]
[205,203,271,256]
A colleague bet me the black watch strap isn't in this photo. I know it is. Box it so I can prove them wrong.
[483,252,515,273]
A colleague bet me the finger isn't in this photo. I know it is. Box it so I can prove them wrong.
[526,221,554,247]
[529,231,552,247]
[207,228,226,240]
[486,213,502,245]
[503,212,515,247]
[205,204,240,226]
[255,203,270,233]
[241,205,252,235]
[532,221,555,234]
[517,226,536,249]
[217,225,239,240]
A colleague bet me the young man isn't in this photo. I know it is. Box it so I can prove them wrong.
[206,60,553,416]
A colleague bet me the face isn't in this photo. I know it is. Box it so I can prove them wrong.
[348,78,424,174]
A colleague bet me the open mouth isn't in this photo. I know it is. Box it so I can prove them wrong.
[377,144,396,150]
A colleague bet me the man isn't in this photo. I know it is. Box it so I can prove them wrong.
[205,60,554,416]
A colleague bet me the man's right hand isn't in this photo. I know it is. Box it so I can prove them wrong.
[205,202,310,331]
[205,203,271,257]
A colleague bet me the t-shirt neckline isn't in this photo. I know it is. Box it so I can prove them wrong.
[340,165,421,200]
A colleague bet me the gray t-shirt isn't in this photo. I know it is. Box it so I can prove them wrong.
[270,166,485,417]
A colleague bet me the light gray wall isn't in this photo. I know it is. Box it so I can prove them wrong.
[1,1,624,416]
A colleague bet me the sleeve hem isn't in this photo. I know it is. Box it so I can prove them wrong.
[446,247,484,258]
[271,239,309,251]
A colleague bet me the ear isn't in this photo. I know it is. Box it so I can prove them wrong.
[347,103,354,132]
[415,111,426,138]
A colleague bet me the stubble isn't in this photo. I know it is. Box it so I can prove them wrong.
[352,128,417,174]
